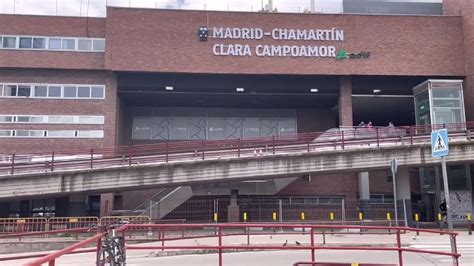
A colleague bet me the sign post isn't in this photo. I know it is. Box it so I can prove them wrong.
[390,158,398,226]
[431,129,455,264]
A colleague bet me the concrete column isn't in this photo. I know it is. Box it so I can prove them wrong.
[68,194,87,217]
[396,167,413,226]
[358,172,370,200]
[358,172,372,219]
[339,76,353,127]
[100,193,114,217]
[227,189,240,222]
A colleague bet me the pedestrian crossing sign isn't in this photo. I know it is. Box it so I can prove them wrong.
[431,129,449,157]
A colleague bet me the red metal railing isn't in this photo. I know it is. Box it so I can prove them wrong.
[13,223,460,266]
[0,122,472,176]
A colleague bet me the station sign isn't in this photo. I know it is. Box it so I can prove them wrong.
[198,26,370,59]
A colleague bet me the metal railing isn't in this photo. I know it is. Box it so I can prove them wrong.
[14,223,460,266]
[0,122,472,177]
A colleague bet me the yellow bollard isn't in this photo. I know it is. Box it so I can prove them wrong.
[214,213,218,222]
[359,212,363,221]
[330,212,334,221]
[243,212,247,222]
[351,263,359,266]
[387,212,391,221]
[273,212,277,221]
[437,212,443,230]
[468,213,472,235]
[414,213,420,235]
[301,212,305,221]
[438,213,442,221]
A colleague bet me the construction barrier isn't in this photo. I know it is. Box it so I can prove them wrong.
[99,216,151,225]
[48,216,99,231]
[0,218,47,234]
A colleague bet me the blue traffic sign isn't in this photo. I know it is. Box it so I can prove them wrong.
[431,129,449,157]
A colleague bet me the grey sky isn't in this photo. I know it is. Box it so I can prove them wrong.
[0,0,443,17]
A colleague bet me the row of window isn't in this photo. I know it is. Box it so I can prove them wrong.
[0,35,105,52]
[0,130,104,138]
[0,115,104,124]
[0,83,105,99]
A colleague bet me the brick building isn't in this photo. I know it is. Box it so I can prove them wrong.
[0,1,472,221]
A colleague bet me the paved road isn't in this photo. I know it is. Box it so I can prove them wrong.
[409,236,474,265]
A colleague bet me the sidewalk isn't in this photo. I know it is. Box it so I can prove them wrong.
[1,230,471,265]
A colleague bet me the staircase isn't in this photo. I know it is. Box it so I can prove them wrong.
[135,186,193,220]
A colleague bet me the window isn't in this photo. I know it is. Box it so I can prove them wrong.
[29,130,45,137]
[30,116,44,123]
[48,116,62,123]
[34,85,47,97]
[2,37,16,48]
[0,130,12,137]
[62,116,74,123]
[32,37,46,49]
[78,39,92,51]
[92,39,105,51]
[92,116,105,124]
[19,37,33,49]
[1,83,105,100]
[77,130,104,138]
[4,85,17,96]
[1,35,105,52]
[17,85,31,97]
[62,38,75,50]
[16,130,30,137]
[78,116,93,124]
[63,86,77,98]
[0,116,13,123]
[77,86,91,98]
[47,86,61,97]
[91,86,104,98]
[17,116,30,123]
[48,38,61,49]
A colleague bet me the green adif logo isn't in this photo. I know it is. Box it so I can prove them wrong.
[336,48,370,60]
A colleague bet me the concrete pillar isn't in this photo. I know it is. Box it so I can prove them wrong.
[339,76,353,127]
[0,202,9,218]
[227,189,240,222]
[68,194,87,217]
[358,172,370,200]
[396,167,413,226]
[358,172,372,219]
[100,193,114,217]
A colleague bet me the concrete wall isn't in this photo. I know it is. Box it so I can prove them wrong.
[2,140,474,200]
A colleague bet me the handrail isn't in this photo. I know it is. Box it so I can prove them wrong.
[0,122,472,176]
[20,223,460,266]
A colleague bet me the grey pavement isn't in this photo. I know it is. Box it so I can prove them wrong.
[1,231,472,265]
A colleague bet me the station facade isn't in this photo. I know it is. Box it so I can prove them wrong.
[0,0,473,222]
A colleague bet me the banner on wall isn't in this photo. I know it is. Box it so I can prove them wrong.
[441,191,472,221]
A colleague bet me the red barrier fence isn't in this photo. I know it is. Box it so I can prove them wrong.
[0,122,472,176]
[15,223,460,266]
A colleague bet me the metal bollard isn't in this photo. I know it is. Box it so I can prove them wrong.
[468,213,472,235]
[301,212,305,235]
[330,212,334,233]
[214,213,218,235]
[438,213,443,230]
[387,213,392,234]
[415,213,420,236]
[359,212,363,234]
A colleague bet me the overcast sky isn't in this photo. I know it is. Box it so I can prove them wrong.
[0,0,443,17]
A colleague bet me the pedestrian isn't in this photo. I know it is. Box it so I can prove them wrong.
[367,121,373,129]
[358,121,366,128]
[439,199,447,223]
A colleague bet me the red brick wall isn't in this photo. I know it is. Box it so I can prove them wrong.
[443,0,474,121]
[0,69,117,153]
[105,7,465,76]
[0,14,105,70]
